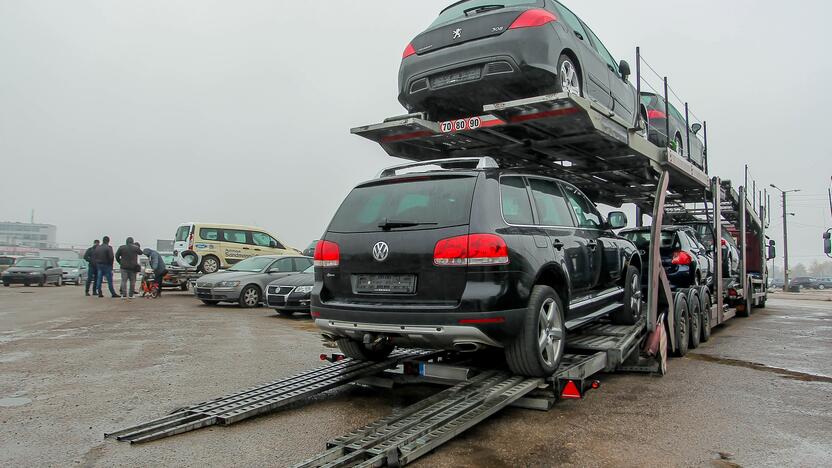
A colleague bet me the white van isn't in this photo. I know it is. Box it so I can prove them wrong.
[173,223,298,273]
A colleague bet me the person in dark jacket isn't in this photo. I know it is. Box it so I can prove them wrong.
[93,236,119,298]
[83,239,100,296]
[143,248,168,296]
[115,237,143,299]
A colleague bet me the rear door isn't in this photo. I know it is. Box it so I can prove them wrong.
[173,224,193,256]
[220,229,252,265]
[321,174,478,308]
[581,22,635,123]
[552,2,613,109]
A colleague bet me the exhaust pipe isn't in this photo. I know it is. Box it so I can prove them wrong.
[453,342,483,353]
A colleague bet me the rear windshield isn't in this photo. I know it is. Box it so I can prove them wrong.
[431,0,539,27]
[328,176,477,233]
[175,225,191,242]
[620,230,677,250]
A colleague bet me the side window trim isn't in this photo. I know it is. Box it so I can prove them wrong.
[560,182,604,230]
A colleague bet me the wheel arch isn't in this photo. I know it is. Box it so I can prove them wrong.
[559,48,583,92]
[533,263,571,309]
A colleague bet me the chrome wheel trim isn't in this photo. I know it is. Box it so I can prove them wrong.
[559,60,580,96]
[243,287,259,307]
[203,258,219,273]
[537,297,563,367]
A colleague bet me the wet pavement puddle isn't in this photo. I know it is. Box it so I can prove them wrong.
[687,353,832,383]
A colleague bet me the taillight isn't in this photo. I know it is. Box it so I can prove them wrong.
[720,238,727,247]
[671,251,693,265]
[434,234,509,267]
[647,110,667,120]
[188,232,194,251]
[314,240,340,268]
[509,9,557,29]
[402,43,416,59]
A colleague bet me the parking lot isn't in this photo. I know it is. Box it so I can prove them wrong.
[0,285,828,467]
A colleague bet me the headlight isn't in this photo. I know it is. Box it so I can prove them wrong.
[217,281,240,288]
[71,269,79,274]
[294,286,313,294]
[30,271,41,275]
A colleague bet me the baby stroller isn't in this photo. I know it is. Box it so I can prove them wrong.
[141,270,161,298]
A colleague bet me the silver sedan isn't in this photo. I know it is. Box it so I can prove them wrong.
[193,255,313,308]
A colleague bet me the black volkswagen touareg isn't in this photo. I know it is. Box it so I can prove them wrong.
[312,158,642,377]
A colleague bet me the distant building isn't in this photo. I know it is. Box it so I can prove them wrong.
[157,240,174,252]
[0,222,57,249]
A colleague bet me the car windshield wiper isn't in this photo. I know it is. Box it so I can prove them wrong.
[378,219,438,230]
[464,4,504,16]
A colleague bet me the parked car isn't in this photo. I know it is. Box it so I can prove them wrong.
[173,223,298,274]
[770,278,785,290]
[0,255,20,275]
[790,277,818,290]
[815,277,832,290]
[620,226,714,290]
[58,259,88,286]
[399,0,638,125]
[312,159,643,377]
[266,265,314,316]
[2,257,63,287]
[678,221,740,279]
[302,240,319,258]
[640,92,705,168]
[194,255,313,308]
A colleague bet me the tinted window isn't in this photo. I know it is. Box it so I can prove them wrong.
[0,257,15,266]
[561,184,603,229]
[529,179,574,227]
[199,228,220,241]
[252,232,275,248]
[583,25,618,74]
[500,177,534,225]
[293,258,313,271]
[269,258,294,273]
[553,2,589,38]
[59,260,82,268]
[621,230,677,250]
[431,0,540,27]
[329,176,476,233]
[668,103,686,125]
[223,229,248,244]
[175,225,191,242]
[16,259,47,268]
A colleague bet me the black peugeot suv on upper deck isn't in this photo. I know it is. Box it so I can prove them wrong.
[312,158,642,377]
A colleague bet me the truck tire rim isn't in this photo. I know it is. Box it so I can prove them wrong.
[630,275,642,317]
[560,60,580,96]
[675,136,683,154]
[538,298,563,367]
[243,288,258,306]
[204,258,218,273]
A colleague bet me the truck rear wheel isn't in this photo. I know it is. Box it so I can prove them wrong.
[672,293,689,357]
[336,338,394,361]
[698,287,712,343]
[505,285,564,377]
[687,289,701,350]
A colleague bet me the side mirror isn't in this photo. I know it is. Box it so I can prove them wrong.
[768,240,777,260]
[618,60,631,81]
[691,123,702,135]
[824,232,831,255]
[607,211,628,230]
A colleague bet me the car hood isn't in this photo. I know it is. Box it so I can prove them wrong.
[268,273,313,287]
[5,267,43,273]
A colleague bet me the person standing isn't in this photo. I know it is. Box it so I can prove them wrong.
[143,248,168,297]
[115,237,142,299]
[93,236,119,298]
[83,239,100,296]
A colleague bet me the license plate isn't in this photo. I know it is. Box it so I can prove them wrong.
[431,67,481,88]
[354,274,417,294]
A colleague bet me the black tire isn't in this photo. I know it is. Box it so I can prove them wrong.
[201,300,220,306]
[672,292,689,357]
[699,287,712,343]
[3,282,9,287]
[276,309,294,317]
[611,266,642,325]
[56,276,63,287]
[38,278,45,287]
[239,285,261,308]
[199,256,221,274]
[505,285,565,377]
[687,289,701,350]
[819,284,826,290]
[336,337,394,361]
[180,282,189,291]
[555,54,583,97]
[76,277,82,286]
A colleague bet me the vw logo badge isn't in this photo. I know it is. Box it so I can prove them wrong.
[372,242,389,262]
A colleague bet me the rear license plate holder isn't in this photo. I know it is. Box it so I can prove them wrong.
[431,67,482,88]
[354,274,417,294]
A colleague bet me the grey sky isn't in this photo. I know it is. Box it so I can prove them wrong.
[1,0,830,266]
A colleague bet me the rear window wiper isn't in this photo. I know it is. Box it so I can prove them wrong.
[378,219,438,230]
[464,4,504,16]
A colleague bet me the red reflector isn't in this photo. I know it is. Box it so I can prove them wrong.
[310,310,320,318]
[459,317,506,325]
[721,238,727,246]
[647,110,667,120]
[314,240,340,268]
[590,380,600,390]
[402,43,416,59]
[671,251,693,265]
[336,355,345,361]
[561,380,582,399]
[434,234,509,267]
[509,9,557,29]
[319,354,328,361]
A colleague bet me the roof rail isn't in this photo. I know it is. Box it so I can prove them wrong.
[377,157,499,178]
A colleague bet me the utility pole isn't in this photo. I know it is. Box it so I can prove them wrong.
[771,184,800,292]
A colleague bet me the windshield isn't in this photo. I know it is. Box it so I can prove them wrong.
[430,0,538,27]
[162,255,176,265]
[329,176,476,233]
[228,257,274,272]
[59,260,82,268]
[16,259,47,268]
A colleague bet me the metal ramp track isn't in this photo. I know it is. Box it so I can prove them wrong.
[105,349,439,444]
[293,371,542,468]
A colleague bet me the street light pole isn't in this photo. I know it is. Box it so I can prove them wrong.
[770,184,801,292]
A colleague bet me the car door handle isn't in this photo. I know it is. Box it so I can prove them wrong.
[552,239,564,251]
[573,30,584,40]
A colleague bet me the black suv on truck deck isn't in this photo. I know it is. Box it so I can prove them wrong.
[312,158,643,377]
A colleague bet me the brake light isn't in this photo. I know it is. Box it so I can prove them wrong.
[314,240,340,268]
[647,110,667,120]
[721,238,727,247]
[509,9,557,29]
[402,43,416,59]
[188,231,194,251]
[434,234,509,266]
[671,251,693,265]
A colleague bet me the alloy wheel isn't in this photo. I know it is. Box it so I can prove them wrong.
[630,274,642,318]
[537,298,564,367]
[559,60,580,96]
[243,288,259,307]
[203,258,219,274]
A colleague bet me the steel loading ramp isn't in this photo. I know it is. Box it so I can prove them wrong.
[352,92,710,212]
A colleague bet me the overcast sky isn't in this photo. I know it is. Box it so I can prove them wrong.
[1,0,830,267]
